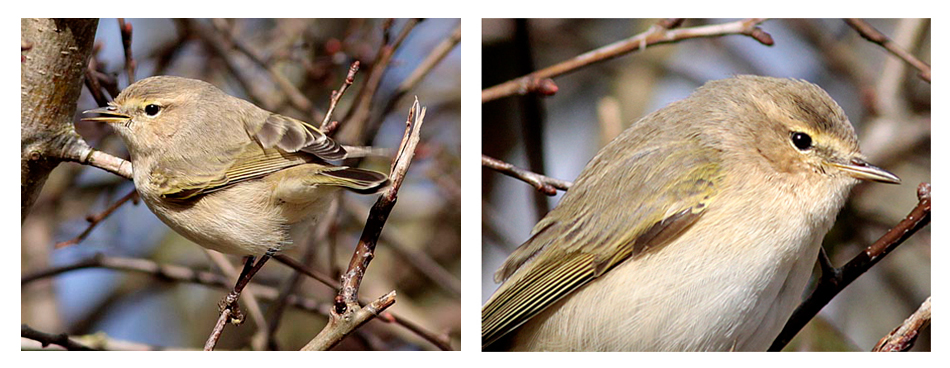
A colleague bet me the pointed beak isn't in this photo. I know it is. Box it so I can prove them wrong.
[82,106,131,124]
[830,157,901,184]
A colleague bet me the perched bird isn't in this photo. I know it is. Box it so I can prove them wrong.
[482,76,900,351]
[84,75,389,295]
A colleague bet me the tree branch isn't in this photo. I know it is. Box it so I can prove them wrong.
[769,182,931,351]
[482,18,774,103]
[21,324,95,351]
[302,98,427,351]
[845,18,930,83]
[872,296,931,352]
[482,154,572,195]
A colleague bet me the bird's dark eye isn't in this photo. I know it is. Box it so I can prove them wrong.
[791,132,812,151]
[144,104,161,116]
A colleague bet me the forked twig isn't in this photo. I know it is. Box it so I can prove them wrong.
[302,98,426,351]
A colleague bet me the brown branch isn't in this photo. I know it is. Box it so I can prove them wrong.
[21,324,95,351]
[482,18,774,103]
[482,154,572,195]
[301,291,397,351]
[84,53,110,107]
[302,98,426,351]
[342,199,461,297]
[872,296,931,352]
[55,189,139,248]
[21,328,178,351]
[769,182,931,351]
[203,311,231,351]
[20,254,331,316]
[202,251,269,351]
[21,252,450,350]
[117,18,136,84]
[320,60,360,133]
[845,18,930,83]
[343,97,423,308]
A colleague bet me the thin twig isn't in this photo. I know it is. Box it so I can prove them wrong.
[872,296,931,352]
[20,254,331,315]
[21,324,96,351]
[302,98,426,351]
[482,154,572,195]
[203,254,270,351]
[21,253,450,350]
[55,189,139,248]
[84,54,110,106]
[844,18,931,83]
[117,18,136,84]
[342,199,461,297]
[769,182,931,351]
[204,308,231,351]
[320,61,360,133]
[202,251,268,351]
[482,18,774,103]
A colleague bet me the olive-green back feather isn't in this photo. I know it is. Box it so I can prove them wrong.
[152,111,374,200]
[482,132,723,348]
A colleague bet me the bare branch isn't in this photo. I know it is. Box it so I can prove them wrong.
[845,18,930,83]
[56,139,133,180]
[872,296,931,352]
[482,154,572,195]
[55,189,139,248]
[117,18,136,84]
[482,18,774,103]
[770,182,931,351]
[21,324,95,351]
[302,98,427,351]
[320,61,360,133]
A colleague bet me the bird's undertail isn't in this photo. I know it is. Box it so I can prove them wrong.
[321,167,390,194]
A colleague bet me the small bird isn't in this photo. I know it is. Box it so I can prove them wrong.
[482,76,900,351]
[83,75,389,298]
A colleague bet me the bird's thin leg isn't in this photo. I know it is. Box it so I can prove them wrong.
[219,250,275,324]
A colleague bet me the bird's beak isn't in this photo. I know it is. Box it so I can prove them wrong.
[82,106,131,124]
[830,157,901,184]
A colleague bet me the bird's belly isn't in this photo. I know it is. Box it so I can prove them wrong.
[141,181,293,256]
[510,222,824,351]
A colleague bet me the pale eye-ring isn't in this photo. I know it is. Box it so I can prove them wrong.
[144,104,161,117]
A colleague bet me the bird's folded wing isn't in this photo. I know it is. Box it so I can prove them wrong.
[482,139,723,348]
[152,111,354,200]
[252,113,346,160]
[149,144,311,200]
